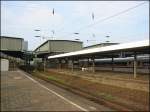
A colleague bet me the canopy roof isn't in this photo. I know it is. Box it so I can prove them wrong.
[48,40,149,59]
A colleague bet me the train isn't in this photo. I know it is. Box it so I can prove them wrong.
[78,55,150,74]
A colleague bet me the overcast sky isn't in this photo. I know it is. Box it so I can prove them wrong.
[1,1,149,50]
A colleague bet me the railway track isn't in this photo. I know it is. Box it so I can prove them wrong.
[28,71,137,111]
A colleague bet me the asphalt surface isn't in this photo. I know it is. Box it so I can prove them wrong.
[1,70,112,111]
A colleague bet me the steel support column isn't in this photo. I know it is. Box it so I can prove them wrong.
[65,58,68,69]
[58,59,61,69]
[133,53,137,78]
[71,59,74,72]
[87,58,89,70]
[77,58,80,70]
[44,58,46,72]
[92,57,95,73]
[13,61,15,71]
[112,57,114,71]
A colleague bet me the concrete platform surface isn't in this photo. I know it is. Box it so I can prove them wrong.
[1,70,112,111]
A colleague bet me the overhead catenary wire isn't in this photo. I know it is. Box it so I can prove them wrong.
[4,4,85,37]
[60,2,147,38]
[54,15,88,35]
[3,2,148,41]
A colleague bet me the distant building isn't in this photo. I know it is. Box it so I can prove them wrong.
[83,42,119,50]
[22,41,28,51]
[0,36,28,58]
[0,36,28,51]
[34,40,83,58]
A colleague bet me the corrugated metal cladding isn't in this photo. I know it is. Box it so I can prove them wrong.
[49,41,82,52]
[48,40,149,59]
[0,36,23,51]
[37,41,49,52]
[35,40,83,53]
[83,43,119,50]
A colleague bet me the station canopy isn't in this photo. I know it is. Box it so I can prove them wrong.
[48,40,149,59]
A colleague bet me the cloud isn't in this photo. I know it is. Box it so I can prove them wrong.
[70,1,149,38]
[1,1,149,50]
[71,1,148,27]
[17,5,64,29]
[1,3,65,50]
[1,3,64,31]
